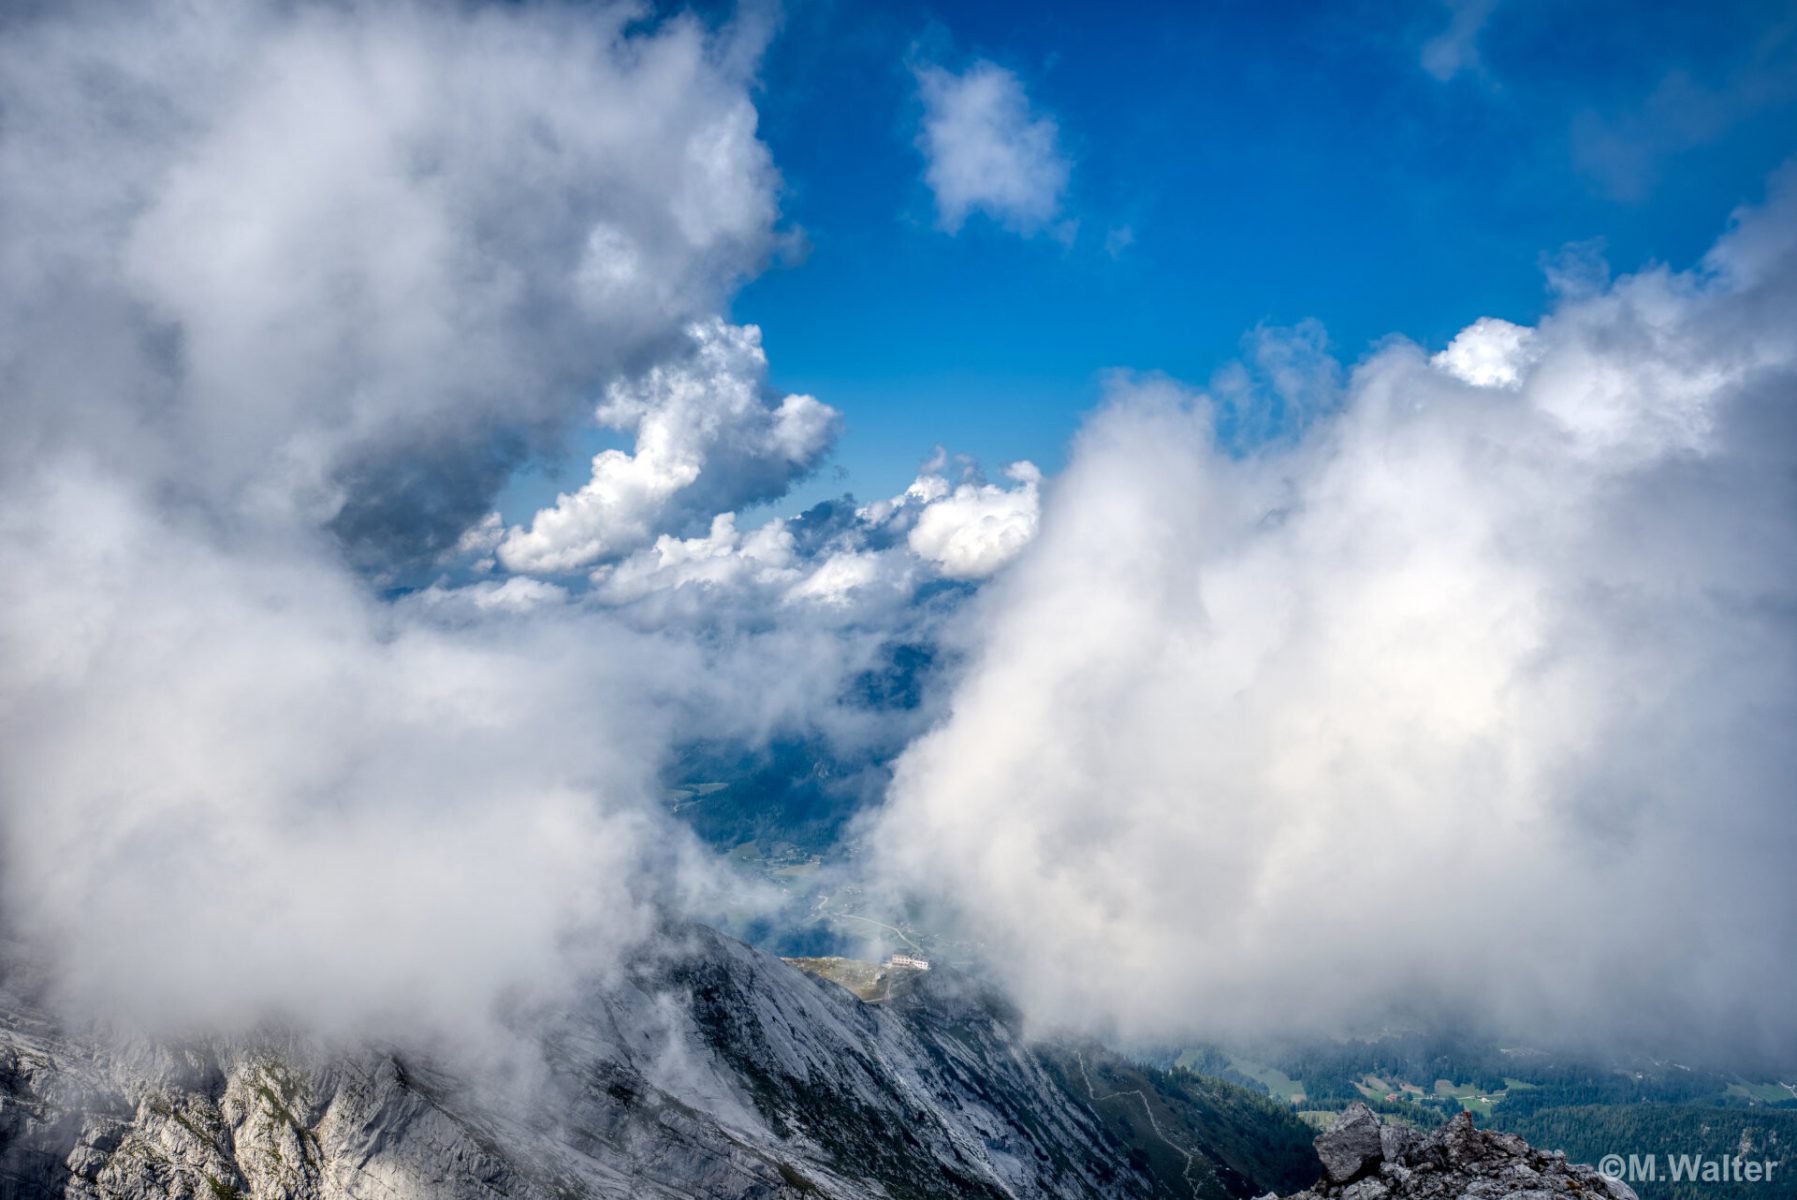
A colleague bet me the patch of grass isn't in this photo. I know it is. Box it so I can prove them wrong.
[206,1176,242,1200]
[1428,1080,1500,1115]
[1231,1055,1308,1102]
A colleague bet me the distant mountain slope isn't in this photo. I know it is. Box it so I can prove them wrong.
[1033,1046,1320,1200]
[1495,1106,1794,1200]
[0,927,1314,1200]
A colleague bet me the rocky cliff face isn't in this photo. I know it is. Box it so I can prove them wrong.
[1278,1103,1640,1200]
[0,930,1633,1200]
[0,926,1307,1200]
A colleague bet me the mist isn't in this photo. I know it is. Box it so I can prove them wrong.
[0,0,883,1054]
[871,170,1797,1065]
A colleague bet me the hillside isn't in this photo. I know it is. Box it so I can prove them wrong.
[0,927,1315,1200]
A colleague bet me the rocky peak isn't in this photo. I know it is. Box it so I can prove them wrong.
[1276,1102,1640,1200]
[0,926,1314,1200]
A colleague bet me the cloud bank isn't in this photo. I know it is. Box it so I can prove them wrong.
[1,0,780,578]
[914,60,1070,236]
[872,172,1797,1062]
[0,2,1055,1052]
[0,0,860,1048]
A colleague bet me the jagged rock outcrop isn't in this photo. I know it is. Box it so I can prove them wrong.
[0,926,1308,1200]
[1312,1103,1385,1185]
[1279,1102,1639,1200]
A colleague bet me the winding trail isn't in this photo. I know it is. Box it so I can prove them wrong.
[831,911,927,955]
[1074,1048,1207,1199]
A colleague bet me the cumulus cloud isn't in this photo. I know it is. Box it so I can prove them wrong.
[590,511,914,619]
[0,0,780,577]
[499,320,840,575]
[871,171,1797,1062]
[900,461,1042,580]
[0,0,862,1050]
[588,450,1041,618]
[595,513,805,605]
[1431,315,1540,388]
[915,60,1070,236]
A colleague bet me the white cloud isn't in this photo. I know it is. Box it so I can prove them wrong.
[593,512,803,606]
[0,0,781,571]
[499,319,840,575]
[0,464,679,1040]
[786,550,899,606]
[586,450,1044,619]
[1432,316,1540,388]
[871,171,1797,1060]
[915,60,1070,236]
[413,576,572,617]
[588,511,913,616]
[0,0,857,1050]
[905,461,1042,580]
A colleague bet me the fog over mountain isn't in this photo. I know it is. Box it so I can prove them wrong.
[0,0,1044,1060]
[0,0,818,1050]
[1,0,1792,1099]
[873,173,1797,1061]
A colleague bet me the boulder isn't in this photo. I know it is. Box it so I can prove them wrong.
[1378,1123,1416,1163]
[1315,1103,1386,1184]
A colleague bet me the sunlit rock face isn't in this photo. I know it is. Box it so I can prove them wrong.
[0,927,1314,1200]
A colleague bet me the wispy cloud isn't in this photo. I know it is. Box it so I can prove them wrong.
[1572,21,1797,200]
[1420,0,1502,81]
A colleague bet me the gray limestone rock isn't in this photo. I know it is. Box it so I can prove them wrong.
[1377,1124,1415,1164]
[1315,1103,1385,1184]
[0,926,1299,1200]
[1282,1106,1639,1200]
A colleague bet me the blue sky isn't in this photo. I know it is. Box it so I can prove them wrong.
[680,0,1797,509]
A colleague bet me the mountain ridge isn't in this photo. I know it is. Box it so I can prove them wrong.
[0,925,1314,1200]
